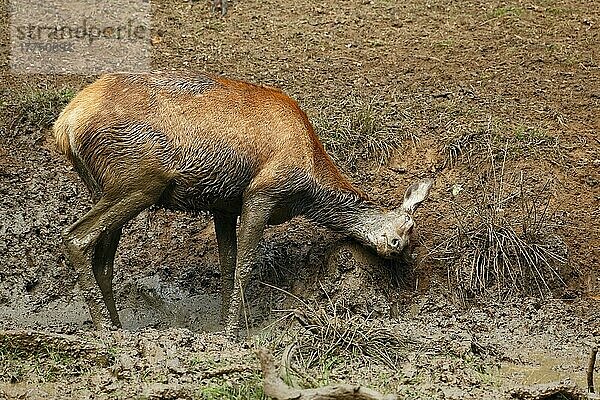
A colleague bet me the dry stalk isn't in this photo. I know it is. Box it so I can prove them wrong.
[589,348,598,394]
[429,140,568,299]
[290,305,409,370]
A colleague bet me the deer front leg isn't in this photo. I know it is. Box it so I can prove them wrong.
[224,194,274,337]
[213,212,237,323]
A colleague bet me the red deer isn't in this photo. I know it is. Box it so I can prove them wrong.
[52,72,433,336]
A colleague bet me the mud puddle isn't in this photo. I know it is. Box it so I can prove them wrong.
[0,274,222,333]
[499,352,589,387]
[118,273,222,332]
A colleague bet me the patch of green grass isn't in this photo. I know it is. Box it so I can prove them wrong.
[317,355,342,386]
[367,38,386,47]
[0,341,87,383]
[199,374,266,400]
[563,55,580,66]
[545,7,565,15]
[204,17,226,32]
[1,87,75,134]
[509,125,561,160]
[435,39,454,48]
[490,6,523,18]
[513,126,553,142]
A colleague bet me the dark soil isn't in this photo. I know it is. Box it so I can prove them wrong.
[0,0,598,398]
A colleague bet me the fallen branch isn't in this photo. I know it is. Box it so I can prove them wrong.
[256,348,398,400]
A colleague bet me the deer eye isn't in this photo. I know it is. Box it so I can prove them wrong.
[391,238,400,248]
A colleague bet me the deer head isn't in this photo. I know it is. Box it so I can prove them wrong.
[367,178,433,259]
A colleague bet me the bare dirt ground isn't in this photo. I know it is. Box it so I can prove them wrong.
[0,0,599,398]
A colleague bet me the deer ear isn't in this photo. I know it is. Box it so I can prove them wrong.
[401,178,433,213]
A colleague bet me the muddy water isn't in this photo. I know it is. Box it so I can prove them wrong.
[117,273,221,332]
[0,274,222,332]
[499,352,589,387]
[0,298,89,329]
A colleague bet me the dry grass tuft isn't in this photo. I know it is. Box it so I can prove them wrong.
[0,87,75,134]
[310,93,413,169]
[284,303,411,372]
[428,140,569,300]
[258,299,502,391]
[439,117,564,169]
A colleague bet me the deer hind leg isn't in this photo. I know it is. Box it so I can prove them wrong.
[213,212,238,324]
[62,188,165,329]
[92,227,122,327]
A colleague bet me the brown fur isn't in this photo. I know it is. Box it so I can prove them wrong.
[51,72,429,335]
[53,72,362,200]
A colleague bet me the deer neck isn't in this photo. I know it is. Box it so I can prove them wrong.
[303,182,388,247]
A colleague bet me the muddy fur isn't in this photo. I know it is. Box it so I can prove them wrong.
[52,72,432,335]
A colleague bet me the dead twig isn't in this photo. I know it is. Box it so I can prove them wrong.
[257,347,398,400]
[201,365,255,379]
[589,348,598,394]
